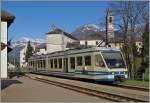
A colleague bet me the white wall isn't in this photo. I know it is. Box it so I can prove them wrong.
[20,47,27,67]
[80,40,105,46]
[19,44,32,67]
[1,21,8,78]
[46,34,76,53]
[36,49,46,55]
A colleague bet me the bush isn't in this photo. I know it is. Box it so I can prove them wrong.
[144,68,149,81]
[8,72,16,78]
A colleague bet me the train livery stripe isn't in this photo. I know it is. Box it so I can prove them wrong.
[75,70,128,75]
[95,78,128,82]
[75,74,128,81]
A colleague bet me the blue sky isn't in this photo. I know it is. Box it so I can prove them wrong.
[2,1,109,40]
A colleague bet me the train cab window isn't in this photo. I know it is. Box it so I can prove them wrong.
[70,57,75,69]
[95,55,105,67]
[54,59,57,68]
[84,55,91,66]
[58,58,62,69]
[77,56,82,66]
[50,59,53,68]
[102,52,126,68]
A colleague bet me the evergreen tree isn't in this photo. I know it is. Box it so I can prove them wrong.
[25,41,33,62]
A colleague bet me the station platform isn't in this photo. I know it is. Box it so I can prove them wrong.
[1,76,108,102]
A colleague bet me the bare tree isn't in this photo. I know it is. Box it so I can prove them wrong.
[110,1,149,79]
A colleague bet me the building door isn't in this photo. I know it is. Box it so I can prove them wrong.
[63,58,68,73]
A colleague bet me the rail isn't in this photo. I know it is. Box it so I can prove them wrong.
[116,84,149,91]
[31,71,149,92]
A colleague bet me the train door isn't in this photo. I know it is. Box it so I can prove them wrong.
[63,58,68,73]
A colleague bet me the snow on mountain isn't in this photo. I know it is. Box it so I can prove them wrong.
[72,24,105,39]
[11,37,44,48]
[18,37,31,42]
[81,24,101,32]
[14,37,44,43]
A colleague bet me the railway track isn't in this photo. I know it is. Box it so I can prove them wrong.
[32,71,149,92]
[115,84,149,92]
[26,74,148,102]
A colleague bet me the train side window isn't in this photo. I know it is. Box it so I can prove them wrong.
[58,58,62,69]
[95,55,105,67]
[85,41,88,46]
[38,60,40,68]
[33,61,34,68]
[49,59,51,68]
[77,56,82,66]
[50,59,53,68]
[34,61,36,68]
[54,59,57,68]
[43,60,46,68]
[70,57,75,69]
[84,55,91,66]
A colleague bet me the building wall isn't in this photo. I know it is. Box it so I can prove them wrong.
[36,49,46,55]
[80,40,105,46]
[80,40,142,53]
[20,46,27,67]
[46,34,76,53]
[1,21,8,78]
[136,41,143,53]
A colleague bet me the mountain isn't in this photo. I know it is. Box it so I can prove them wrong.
[11,37,44,48]
[71,24,142,40]
[71,24,105,40]
[14,37,44,44]
[8,37,45,59]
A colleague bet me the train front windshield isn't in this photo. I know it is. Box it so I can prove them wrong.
[102,52,126,68]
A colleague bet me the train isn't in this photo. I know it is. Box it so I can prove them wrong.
[28,47,128,83]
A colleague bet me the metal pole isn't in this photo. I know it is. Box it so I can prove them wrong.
[106,14,108,46]
[105,9,109,47]
[14,48,16,70]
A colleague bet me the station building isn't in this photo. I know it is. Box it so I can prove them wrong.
[1,9,15,78]
[45,28,78,53]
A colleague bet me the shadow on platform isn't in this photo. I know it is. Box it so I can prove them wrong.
[1,79,22,90]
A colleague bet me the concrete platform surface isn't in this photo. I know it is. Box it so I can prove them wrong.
[1,76,109,102]
[27,73,149,101]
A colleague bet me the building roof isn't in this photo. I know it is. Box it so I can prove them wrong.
[35,43,46,49]
[1,9,15,27]
[79,32,105,40]
[46,28,78,40]
[66,42,80,48]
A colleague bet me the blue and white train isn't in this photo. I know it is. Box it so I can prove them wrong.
[28,47,128,83]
